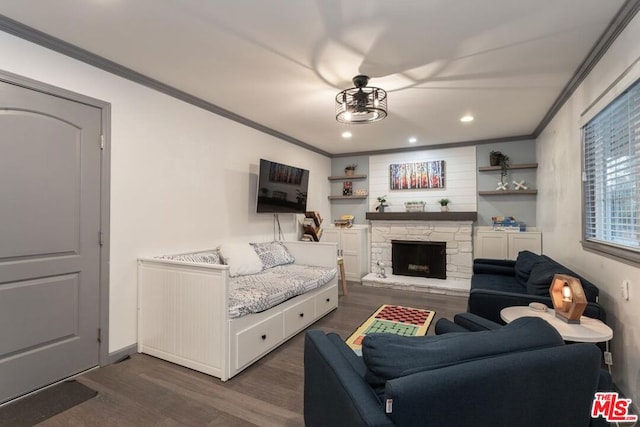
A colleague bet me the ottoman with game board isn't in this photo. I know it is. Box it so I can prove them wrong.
[345,304,435,355]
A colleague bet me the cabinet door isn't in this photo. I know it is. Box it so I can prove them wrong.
[321,229,340,256]
[341,228,364,281]
[475,233,508,259]
[508,233,542,259]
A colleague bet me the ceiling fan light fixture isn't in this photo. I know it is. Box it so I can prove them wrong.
[336,75,387,124]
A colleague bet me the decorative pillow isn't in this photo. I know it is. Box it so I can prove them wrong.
[250,241,295,269]
[362,317,564,387]
[514,250,543,287]
[218,242,264,277]
[156,250,221,264]
[525,260,574,296]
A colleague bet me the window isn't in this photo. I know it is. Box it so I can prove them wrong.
[582,77,640,263]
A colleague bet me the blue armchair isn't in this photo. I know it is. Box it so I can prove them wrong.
[304,317,611,427]
[469,251,606,323]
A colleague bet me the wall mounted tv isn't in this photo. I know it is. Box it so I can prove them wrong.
[256,159,309,213]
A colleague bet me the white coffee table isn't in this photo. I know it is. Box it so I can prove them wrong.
[500,306,613,343]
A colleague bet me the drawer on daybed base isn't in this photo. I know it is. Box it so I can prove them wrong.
[284,295,316,338]
[315,284,338,317]
[235,311,284,370]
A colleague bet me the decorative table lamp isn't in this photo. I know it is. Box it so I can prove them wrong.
[549,274,587,324]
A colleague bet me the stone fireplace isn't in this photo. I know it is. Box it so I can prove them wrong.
[363,215,474,296]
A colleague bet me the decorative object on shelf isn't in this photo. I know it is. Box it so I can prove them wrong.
[489,151,510,183]
[375,195,388,212]
[334,214,354,228]
[389,160,445,190]
[496,181,509,191]
[404,201,425,212]
[335,75,387,124]
[344,163,357,176]
[513,180,528,190]
[376,260,387,278]
[342,181,353,196]
[438,198,450,212]
[491,216,520,231]
[549,274,587,324]
[354,189,368,196]
[302,211,323,241]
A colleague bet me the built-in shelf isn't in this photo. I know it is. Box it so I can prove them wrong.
[479,190,538,195]
[328,174,367,180]
[478,163,538,171]
[366,212,478,221]
[328,195,368,200]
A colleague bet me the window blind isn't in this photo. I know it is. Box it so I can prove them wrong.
[583,77,640,252]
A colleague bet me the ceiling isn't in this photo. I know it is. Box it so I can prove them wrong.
[0,0,630,155]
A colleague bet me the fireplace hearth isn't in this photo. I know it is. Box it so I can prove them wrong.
[392,240,446,279]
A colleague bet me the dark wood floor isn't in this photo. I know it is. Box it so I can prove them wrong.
[41,283,467,426]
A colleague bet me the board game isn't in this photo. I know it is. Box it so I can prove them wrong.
[346,304,435,355]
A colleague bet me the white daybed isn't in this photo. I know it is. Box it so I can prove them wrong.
[137,241,338,381]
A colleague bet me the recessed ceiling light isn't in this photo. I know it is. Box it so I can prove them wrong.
[408,137,417,143]
[341,131,352,138]
[460,115,474,123]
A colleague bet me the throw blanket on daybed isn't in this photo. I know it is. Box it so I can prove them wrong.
[155,241,337,319]
[229,264,336,318]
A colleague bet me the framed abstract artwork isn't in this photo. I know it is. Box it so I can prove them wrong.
[390,161,445,190]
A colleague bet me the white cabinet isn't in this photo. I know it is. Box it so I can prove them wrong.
[474,228,542,260]
[322,225,368,282]
[507,233,541,259]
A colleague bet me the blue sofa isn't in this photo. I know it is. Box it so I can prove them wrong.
[304,317,611,427]
[469,250,606,323]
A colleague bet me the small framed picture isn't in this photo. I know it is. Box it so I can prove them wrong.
[343,181,353,196]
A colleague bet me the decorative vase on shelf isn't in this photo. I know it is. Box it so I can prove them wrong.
[345,169,354,176]
[379,206,385,213]
[440,205,449,212]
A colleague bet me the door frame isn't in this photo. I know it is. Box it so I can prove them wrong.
[1,69,111,367]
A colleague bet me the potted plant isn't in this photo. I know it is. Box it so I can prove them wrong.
[376,195,388,213]
[344,163,357,176]
[490,151,510,183]
[438,198,450,212]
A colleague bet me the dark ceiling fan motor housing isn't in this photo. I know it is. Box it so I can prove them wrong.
[336,75,388,124]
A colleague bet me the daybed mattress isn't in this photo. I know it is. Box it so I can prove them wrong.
[155,249,337,319]
[228,264,337,318]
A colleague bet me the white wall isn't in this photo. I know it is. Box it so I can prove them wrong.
[0,32,331,353]
[369,146,477,212]
[536,13,640,404]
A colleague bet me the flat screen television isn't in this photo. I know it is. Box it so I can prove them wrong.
[256,159,309,213]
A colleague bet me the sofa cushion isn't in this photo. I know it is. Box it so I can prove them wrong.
[251,241,295,269]
[219,242,264,277]
[514,250,543,287]
[361,317,564,386]
[525,260,574,296]
[471,273,524,293]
